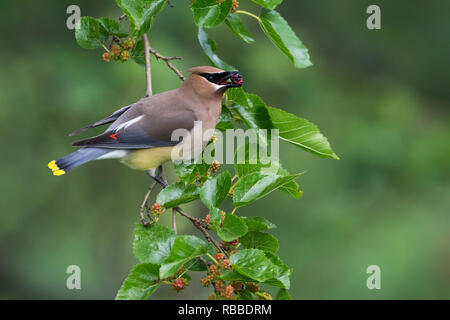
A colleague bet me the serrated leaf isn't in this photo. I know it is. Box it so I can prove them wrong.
[275,288,292,300]
[218,270,254,282]
[174,163,210,184]
[233,172,301,207]
[268,106,339,159]
[278,180,303,199]
[160,235,208,278]
[263,253,291,289]
[185,257,208,272]
[225,13,255,44]
[116,0,167,36]
[191,0,233,28]
[75,16,109,49]
[156,182,200,208]
[240,231,279,254]
[198,28,235,70]
[233,142,303,199]
[259,8,312,68]
[133,224,176,264]
[237,289,255,300]
[217,214,248,241]
[242,216,276,231]
[200,171,232,209]
[227,88,274,131]
[131,39,145,65]
[98,17,129,37]
[229,249,278,282]
[216,105,234,130]
[251,0,282,10]
[115,263,160,300]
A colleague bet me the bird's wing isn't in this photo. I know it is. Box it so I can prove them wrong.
[68,104,134,136]
[72,109,197,149]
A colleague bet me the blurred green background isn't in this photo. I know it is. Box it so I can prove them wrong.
[1,0,449,299]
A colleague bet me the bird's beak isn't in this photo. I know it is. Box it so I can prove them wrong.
[217,71,243,88]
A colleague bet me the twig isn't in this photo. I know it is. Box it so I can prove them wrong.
[172,208,177,233]
[142,34,152,97]
[174,206,225,254]
[118,14,127,22]
[148,46,186,81]
[140,181,157,225]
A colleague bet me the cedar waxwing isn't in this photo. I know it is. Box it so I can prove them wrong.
[48,66,243,186]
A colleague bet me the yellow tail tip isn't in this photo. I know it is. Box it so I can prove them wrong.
[48,160,59,171]
[53,169,66,176]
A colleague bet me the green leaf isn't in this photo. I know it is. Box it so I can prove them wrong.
[115,263,160,300]
[156,182,199,208]
[198,28,235,71]
[200,171,232,209]
[263,253,291,289]
[275,288,292,300]
[216,105,234,130]
[133,224,176,264]
[191,0,233,28]
[174,159,210,184]
[75,16,109,49]
[131,39,145,66]
[217,214,249,241]
[227,88,274,131]
[98,17,129,37]
[251,0,282,10]
[276,166,303,199]
[242,216,277,231]
[229,249,278,282]
[278,180,303,199]
[116,0,167,36]
[240,231,279,254]
[160,235,208,278]
[218,270,254,282]
[233,172,301,207]
[209,207,223,226]
[225,13,255,44]
[185,257,207,272]
[237,289,255,300]
[268,106,339,159]
[233,142,303,199]
[259,8,312,68]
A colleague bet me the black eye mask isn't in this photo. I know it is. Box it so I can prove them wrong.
[199,71,243,87]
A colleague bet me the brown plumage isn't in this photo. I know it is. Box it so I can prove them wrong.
[48,66,243,184]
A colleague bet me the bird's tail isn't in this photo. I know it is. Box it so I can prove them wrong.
[48,148,110,176]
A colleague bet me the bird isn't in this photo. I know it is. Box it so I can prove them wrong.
[48,66,243,187]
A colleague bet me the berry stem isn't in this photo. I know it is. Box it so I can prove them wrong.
[101,43,110,53]
[206,253,219,265]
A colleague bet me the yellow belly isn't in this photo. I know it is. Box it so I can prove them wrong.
[121,147,174,171]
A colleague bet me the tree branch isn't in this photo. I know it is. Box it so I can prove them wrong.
[174,206,225,254]
[140,181,157,226]
[142,34,153,97]
[172,208,177,233]
[148,46,186,81]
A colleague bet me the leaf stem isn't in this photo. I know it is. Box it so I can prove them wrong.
[230,207,237,215]
[235,10,261,23]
